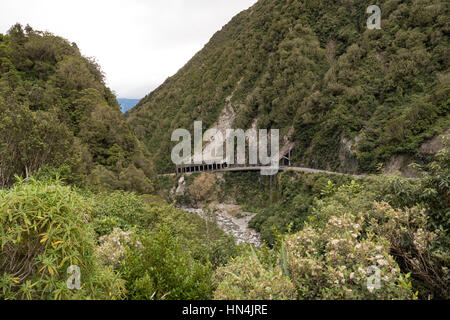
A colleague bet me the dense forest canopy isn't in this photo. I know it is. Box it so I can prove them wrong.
[0,24,154,191]
[127,0,449,174]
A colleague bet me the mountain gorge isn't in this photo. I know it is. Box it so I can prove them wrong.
[127,0,449,175]
[0,0,449,302]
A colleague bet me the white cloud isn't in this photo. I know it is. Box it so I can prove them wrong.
[0,0,257,98]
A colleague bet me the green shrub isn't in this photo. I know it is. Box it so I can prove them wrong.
[284,208,416,300]
[89,191,156,236]
[119,229,213,300]
[280,175,448,299]
[96,228,136,267]
[247,171,354,246]
[213,251,297,300]
[0,178,125,299]
[366,144,450,299]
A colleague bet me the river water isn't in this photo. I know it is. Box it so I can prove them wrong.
[179,204,262,247]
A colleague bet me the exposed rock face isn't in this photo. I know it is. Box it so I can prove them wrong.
[419,131,449,154]
[384,154,418,178]
[282,126,295,145]
[199,88,238,163]
[177,89,240,164]
[215,94,237,139]
[338,134,360,174]
[384,131,449,178]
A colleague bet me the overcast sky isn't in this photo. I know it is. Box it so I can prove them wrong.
[0,0,257,98]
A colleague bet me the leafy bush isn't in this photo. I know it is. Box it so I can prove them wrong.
[247,171,354,245]
[96,228,137,267]
[367,202,449,299]
[368,143,450,299]
[89,191,156,236]
[119,229,213,300]
[0,178,125,299]
[213,251,297,300]
[279,173,448,299]
[85,188,240,300]
[283,204,416,300]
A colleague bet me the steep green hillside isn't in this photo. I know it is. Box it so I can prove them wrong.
[0,24,154,191]
[127,0,449,174]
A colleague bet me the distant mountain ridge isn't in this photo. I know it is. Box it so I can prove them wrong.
[118,98,140,113]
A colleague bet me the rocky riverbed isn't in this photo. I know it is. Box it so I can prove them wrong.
[180,204,261,247]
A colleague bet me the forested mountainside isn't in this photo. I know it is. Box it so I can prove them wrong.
[0,24,154,192]
[127,0,449,174]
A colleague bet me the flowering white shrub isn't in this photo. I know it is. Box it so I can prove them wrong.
[284,209,415,299]
[96,228,137,267]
